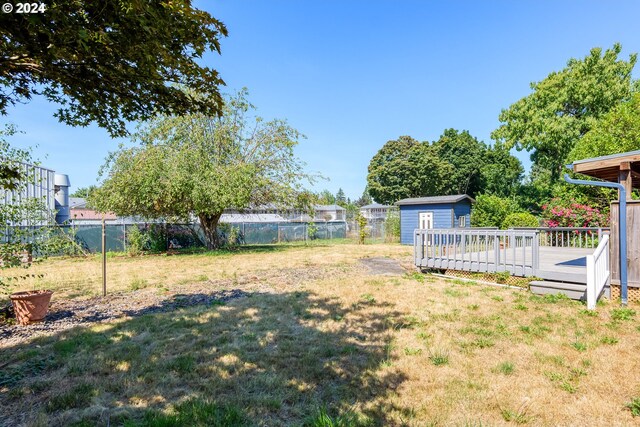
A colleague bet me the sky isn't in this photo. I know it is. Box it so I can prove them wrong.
[5,0,640,200]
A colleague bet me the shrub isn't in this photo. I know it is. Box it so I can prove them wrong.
[126,226,149,256]
[147,224,168,252]
[384,208,400,242]
[307,222,318,240]
[356,213,367,244]
[471,194,520,228]
[541,198,609,228]
[502,212,539,229]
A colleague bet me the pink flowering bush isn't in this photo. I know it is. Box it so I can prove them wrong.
[541,199,609,228]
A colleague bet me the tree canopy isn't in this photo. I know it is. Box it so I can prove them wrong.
[90,90,315,248]
[366,136,453,205]
[366,131,523,204]
[0,0,228,138]
[432,129,486,196]
[70,186,97,199]
[569,92,640,161]
[492,43,637,180]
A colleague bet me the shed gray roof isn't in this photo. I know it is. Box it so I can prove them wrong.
[395,195,475,206]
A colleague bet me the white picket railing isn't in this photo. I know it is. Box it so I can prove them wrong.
[414,228,539,277]
[585,233,610,310]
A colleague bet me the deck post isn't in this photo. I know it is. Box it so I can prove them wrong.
[493,230,499,272]
[532,232,540,276]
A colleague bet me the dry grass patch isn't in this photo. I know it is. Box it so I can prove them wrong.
[1,243,640,425]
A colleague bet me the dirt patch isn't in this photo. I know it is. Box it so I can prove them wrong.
[0,264,362,348]
[359,257,407,275]
[0,288,248,348]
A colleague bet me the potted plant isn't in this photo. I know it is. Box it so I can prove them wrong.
[1,236,54,325]
[9,289,54,325]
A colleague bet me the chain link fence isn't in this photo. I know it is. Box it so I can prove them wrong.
[59,221,347,253]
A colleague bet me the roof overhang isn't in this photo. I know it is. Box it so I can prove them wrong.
[567,150,640,190]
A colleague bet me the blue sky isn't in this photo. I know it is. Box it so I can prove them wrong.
[6,0,640,200]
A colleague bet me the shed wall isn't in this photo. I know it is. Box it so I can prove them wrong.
[400,203,454,244]
[453,200,472,228]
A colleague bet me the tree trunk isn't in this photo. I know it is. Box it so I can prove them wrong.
[199,212,223,250]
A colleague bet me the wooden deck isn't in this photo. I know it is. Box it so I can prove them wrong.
[418,246,590,284]
[536,246,590,284]
[414,229,597,285]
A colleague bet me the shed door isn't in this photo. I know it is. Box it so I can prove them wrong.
[419,212,433,230]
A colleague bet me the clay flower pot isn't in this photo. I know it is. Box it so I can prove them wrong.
[9,290,53,325]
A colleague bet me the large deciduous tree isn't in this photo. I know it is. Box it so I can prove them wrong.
[367,136,419,204]
[492,44,637,180]
[90,90,315,249]
[0,1,228,138]
[366,136,453,205]
[432,128,487,196]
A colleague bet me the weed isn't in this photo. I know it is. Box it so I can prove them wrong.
[360,293,376,304]
[579,309,598,317]
[571,341,587,352]
[428,348,450,366]
[600,336,619,345]
[46,383,96,412]
[499,398,532,424]
[495,271,511,284]
[129,278,148,291]
[494,361,515,375]
[611,308,636,321]
[444,287,464,297]
[570,367,587,377]
[501,409,531,424]
[467,304,480,310]
[626,398,640,417]
[491,295,504,302]
[542,293,569,304]
[404,347,423,356]
[560,381,578,393]
[472,337,495,349]
[417,331,432,342]
[514,303,528,311]
[404,271,425,283]
[385,315,424,330]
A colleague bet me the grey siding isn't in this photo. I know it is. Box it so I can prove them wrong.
[400,203,455,245]
[453,200,472,228]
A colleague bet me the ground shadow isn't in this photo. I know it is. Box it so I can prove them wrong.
[0,290,410,426]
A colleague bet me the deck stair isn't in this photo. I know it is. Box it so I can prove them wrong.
[530,280,586,301]
[529,280,610,301]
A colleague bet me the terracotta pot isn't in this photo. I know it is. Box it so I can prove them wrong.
[9,290,53,325]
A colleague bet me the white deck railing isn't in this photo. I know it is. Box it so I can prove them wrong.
[414,228,539,277]
[513,227,609,249]
[585,233,610,310]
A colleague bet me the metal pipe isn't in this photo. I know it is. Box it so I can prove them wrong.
[563,173,628,305]
[102,216,107,297]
